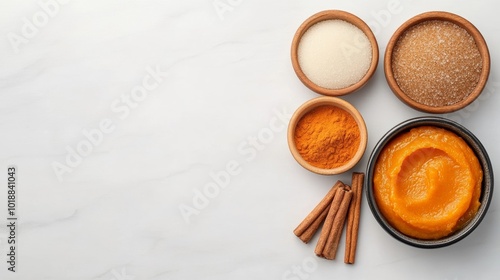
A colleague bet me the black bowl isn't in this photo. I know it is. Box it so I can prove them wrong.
[366,116,493,248]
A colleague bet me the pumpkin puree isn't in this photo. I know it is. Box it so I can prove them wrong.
[374,126,482,239]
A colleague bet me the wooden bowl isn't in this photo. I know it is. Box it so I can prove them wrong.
[287,97,368,175]
[384,11,490,114]
[291,10,379,96]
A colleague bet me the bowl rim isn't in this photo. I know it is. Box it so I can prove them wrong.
[287,96,368,175]
[384,11,491,114]
[291,10,379,96]
[365,116,494,248]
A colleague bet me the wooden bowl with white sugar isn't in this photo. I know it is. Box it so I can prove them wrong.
[291,10,379,96]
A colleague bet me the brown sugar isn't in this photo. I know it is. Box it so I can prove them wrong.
[392,20,482,107]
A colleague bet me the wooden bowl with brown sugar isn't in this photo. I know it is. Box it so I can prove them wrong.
[385,11,490,114]
[291,10,379,96]
[287,97,368,175]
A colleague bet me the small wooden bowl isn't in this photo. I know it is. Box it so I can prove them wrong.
[384,11,490,114]
[287,97,368,175]
[291,10,379,96]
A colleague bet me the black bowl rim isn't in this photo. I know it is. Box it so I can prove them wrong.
[365,116,494,248]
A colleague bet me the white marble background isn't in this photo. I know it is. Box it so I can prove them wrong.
[0,0,499,279]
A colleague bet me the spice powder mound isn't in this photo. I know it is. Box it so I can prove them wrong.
[294,105,360,169]
[392,20,482,107]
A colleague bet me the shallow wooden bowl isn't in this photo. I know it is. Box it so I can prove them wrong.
[287,97,368,175]
[384,11,490,114]
[291,10,379,96]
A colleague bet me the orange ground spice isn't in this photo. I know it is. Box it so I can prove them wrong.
[294,105,360,169]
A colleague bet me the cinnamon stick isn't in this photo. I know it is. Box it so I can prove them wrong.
[294,181,343,242]
[322,187,352,260]
[314,187,344,256]
[297,206,329,243]
[314,183,353,258]
[344,172,365,264]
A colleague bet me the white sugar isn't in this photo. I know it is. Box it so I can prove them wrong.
[297,20,372,90]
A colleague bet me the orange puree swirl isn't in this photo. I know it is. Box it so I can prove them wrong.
[374,126,482,239]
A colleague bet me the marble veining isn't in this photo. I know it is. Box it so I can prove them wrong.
[0,0,499,279]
